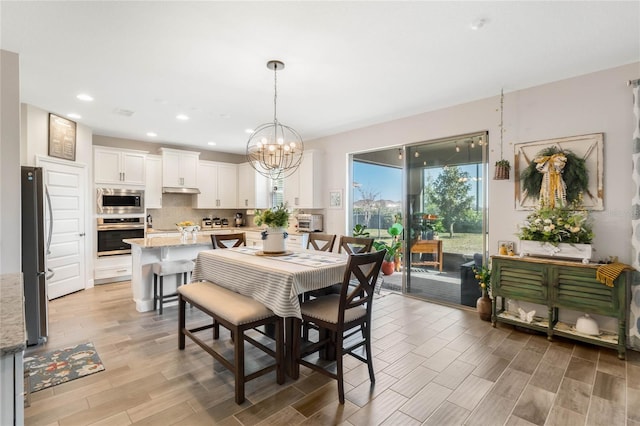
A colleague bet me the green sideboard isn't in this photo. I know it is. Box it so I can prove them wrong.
[490,256,630,359]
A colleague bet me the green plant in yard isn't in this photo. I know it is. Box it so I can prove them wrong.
[352,224,370,237]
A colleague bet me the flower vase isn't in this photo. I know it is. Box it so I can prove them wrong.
[262,227,288,254]
[519,240,592,263]
[477,291,492,321]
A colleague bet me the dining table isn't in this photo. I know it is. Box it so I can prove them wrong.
[191,246,349,377]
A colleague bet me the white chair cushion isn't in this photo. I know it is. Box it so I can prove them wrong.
[178,281,275,325]
[152,260,195,276]
[301,294,366,324]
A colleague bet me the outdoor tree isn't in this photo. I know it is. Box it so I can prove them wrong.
[429,166,473,238]
[354,186,381,228]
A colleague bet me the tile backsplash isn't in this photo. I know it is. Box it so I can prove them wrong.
[147,193,240,230]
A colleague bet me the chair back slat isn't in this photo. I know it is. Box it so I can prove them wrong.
[211,233,246,249]
[337,250,385,324]
[338,236,374,254]
[307,233,337,252]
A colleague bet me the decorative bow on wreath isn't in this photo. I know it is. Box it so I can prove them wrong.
[534,153,567,208]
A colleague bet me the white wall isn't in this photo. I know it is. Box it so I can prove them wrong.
[0,50,21,274]
[309,62,639,264]
[20,103,95,288]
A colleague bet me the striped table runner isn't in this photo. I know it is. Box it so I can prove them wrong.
[191,248,348,318]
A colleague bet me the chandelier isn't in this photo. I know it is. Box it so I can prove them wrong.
[246,60,304,180]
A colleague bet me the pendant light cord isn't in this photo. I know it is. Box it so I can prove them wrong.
[499,88,504,160]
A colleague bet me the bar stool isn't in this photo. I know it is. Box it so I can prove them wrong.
[152,259,195,314]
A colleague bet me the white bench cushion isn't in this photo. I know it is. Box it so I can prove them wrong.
[178,281,275,325]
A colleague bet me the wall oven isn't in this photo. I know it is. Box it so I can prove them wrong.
[97,188,144,215]
[97,217,145,257]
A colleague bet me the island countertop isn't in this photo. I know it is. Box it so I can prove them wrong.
[124,235,214,248]
[0,273,26,355]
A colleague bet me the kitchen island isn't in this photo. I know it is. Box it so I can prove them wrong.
[124,234,214,312]
[125,229,310,312]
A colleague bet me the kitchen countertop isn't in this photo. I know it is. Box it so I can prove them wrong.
[125,235,215,248]
[0,273,26,355]
[146,226,264,234]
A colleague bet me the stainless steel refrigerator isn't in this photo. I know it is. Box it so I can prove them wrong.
[21,166,52,346]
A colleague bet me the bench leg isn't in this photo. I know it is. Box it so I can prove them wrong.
[234,327,245,404]
[178,296,186,350]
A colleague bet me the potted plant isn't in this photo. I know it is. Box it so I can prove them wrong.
[254,203,290,253]
[372,240,401,275]
[494,159,511,180]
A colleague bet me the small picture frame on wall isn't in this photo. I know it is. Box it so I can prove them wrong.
[48,113,77,161]
[329,189,343,209]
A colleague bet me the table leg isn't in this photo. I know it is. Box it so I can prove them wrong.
[287,317,300,379]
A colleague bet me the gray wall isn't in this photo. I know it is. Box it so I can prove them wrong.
[0,50,21,274]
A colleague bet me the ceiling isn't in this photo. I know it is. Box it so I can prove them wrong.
[1,1,639,155]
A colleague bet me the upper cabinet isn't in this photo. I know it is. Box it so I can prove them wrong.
[237,162,270,209]
[94,146,146,186]
[193,160,237,209]
[160,148,199,189]
[145,154,162,209]
[284,150,324,208]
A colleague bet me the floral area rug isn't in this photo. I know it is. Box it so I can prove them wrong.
[24,342,105,392]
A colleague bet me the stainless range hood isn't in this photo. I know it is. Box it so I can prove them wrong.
[162,187,201,194]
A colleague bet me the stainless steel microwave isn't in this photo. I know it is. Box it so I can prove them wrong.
[96,188,144,215]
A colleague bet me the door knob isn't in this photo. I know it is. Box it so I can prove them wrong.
[79,232,86,237]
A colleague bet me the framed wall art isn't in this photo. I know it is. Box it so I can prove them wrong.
[48,113,77,161]
[329,189,343,209]
[514,133,603,210]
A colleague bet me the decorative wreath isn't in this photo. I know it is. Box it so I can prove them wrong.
[520,146,590,204]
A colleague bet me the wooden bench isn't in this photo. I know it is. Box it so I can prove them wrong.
[178,281,284,404]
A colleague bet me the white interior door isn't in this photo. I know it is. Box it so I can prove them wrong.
[37,157,87,299]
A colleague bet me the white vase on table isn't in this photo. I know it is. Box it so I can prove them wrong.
[262,227,288,254]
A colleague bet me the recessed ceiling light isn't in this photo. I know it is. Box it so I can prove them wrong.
[176,114,189,121]
[208,141,217,146]
[146,132,157,137]
[67,113,81,119]
[76,93,93,102]
[245,128,254,134]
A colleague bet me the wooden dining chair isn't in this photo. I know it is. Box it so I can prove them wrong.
[293,249,386,404]
[211,232,246,249]
[338,236,374,254]
[307,233,337,252]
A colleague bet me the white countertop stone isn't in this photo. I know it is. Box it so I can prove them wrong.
[0,273,26,354]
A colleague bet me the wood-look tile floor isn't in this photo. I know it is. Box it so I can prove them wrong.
[24,281,640,426]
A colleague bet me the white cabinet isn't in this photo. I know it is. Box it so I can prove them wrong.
[145,154,162,208]
[287,233,308,251]
[94,255,132,284]
[193,160,237,209]
[284,150,324,208]
[237,162,270,209]
[1,350,23,426]
[245,231,263,248]
[160,148,199,189]
[94,146,146,186]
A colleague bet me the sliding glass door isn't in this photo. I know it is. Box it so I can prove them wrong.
[350,132,487,307]
[404,134,487,306]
